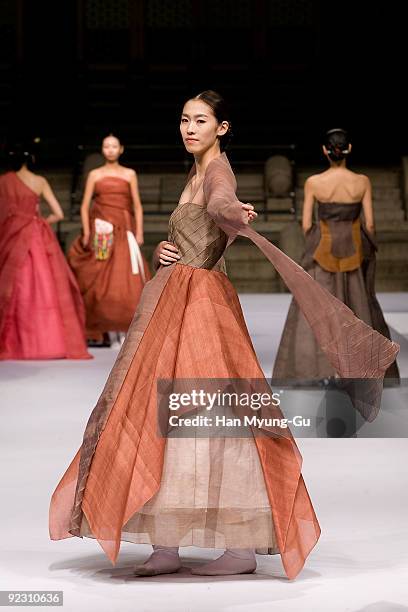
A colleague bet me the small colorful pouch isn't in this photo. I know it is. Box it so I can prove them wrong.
[93,218,114,260]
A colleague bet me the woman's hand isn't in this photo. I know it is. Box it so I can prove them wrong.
[136,232,144,246]
[81,232,90,248]
[158,241,180,266]
[365,224,376,238]
[242,203,257,224]
[45,213,63,225]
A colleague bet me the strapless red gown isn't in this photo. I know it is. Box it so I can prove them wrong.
[68,177,151,337]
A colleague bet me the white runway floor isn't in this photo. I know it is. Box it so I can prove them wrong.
[1,293,408,612]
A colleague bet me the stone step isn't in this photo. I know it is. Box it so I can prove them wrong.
[144,219,171,233]
[376,244,408,260]
[372,221,408,231]
[38,199,72,218]
[375,261,408,291]
[143,203,175,213]
[51,190,71,200]
[357,168,401,186]
[372,200,404,212]
[236,174,264,185]
[42,174,72,188]
[232,278,283,293]
[366,223,408,232]
[374,210,405,221]
[372,187,403,200]
[225,260,278,280]
[224,240,279,263]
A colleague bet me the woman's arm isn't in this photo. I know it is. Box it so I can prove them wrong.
[361,175,375,236]
[301,177,315,234]
[80,171,96,247]
[41,179,64,225]
[129,170,144,245]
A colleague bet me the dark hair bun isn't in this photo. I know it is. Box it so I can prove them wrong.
[7,143,35,171]
[324,128,350,162]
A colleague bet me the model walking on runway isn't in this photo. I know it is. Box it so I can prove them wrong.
[68,133,150,345]
[0,144,90,360]
[50,96,398,579]
[273,128,399,382]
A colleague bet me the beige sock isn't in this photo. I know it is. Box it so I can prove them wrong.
[133,545,181,576]
[191,548,256,576]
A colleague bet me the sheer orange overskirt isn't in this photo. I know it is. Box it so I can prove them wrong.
[50,263,320,580]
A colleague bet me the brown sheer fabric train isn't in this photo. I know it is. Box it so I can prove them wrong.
[49,153,398,580]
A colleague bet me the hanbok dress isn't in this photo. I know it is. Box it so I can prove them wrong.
[49,154,398,579]
[68,176,151,337]
[0,172,90,360]
[273,200,399,381]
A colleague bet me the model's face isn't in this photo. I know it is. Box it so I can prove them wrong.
[180,99,228,156]
[102,136,123,162]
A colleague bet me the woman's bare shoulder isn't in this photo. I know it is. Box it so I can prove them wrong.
[356,171,370,183]
[87,167,102,181]
[28,172,47,191]
[304,171,326,190]
[119,165,136,179]
[348,169,371,188]
[305,170,329,183]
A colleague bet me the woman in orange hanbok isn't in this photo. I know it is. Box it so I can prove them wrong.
[50,92,398,579]
[68,133,150,345]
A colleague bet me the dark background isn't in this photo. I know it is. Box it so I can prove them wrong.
[0,0,406,167]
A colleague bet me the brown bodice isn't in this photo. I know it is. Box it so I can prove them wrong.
[168,200,228,271]
[312,202,364,272]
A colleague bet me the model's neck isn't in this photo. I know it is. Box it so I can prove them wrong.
[16,165,29,175]
[329,160,347,169]
[194,145,222,179]
[104,160,121,169]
